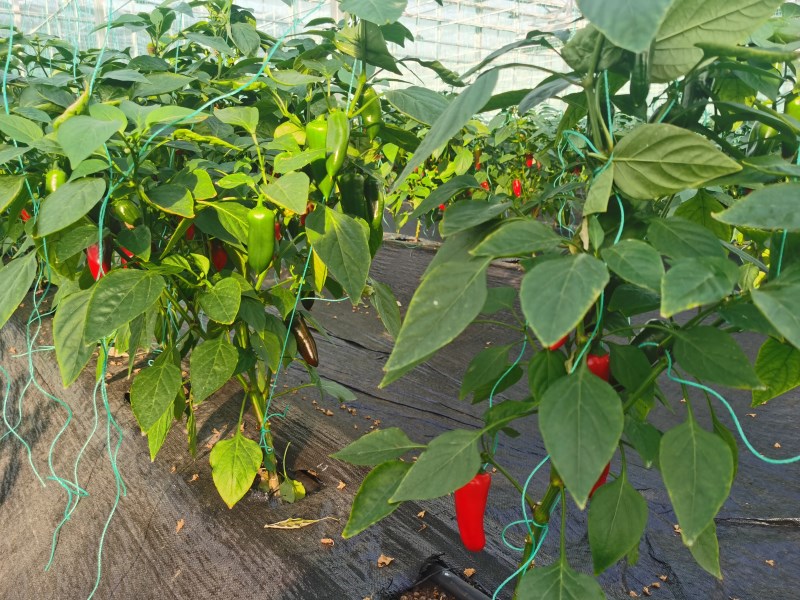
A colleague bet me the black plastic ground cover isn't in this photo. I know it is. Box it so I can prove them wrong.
[0,239,798,599]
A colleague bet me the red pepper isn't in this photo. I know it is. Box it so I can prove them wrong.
[512,179,522,198]
[438,203,446,211]
[587,353,610,382]
[120,246,134,267]
[480,181,490,191]
[525,154,534,168]
[211,243,228,271]
[20,208,31,222]
[589,462,611,498]
[454,472,491,552]
[548,335,568,351]
[274,221,282,241]
[86,243,111,281]
[185,223,196,240]
[474,148,482,170]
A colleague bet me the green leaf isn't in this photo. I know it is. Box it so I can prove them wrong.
[660,417,733,545]
[651,0,784,82]
[481,286,517,315]
[147,184,194,218]
[261,171,309,214]
[647,217,725,260]
[713,183,800,232]
[521,254,609,348]
[209,432,262,508]
[471,219,562,258]
[383,86,449,126]
[334,21,402,75]
[198,278,241,325]
[339,0,407,24]
[145,105,207,129]
[391,70,498,192]
[0,252,37,330]
[319,378,357,402]
[331,427,424,466]
[145,400,175,462]
[230,22,261,56]
[583,164,614,215]
[132,73,193,98]
[390,429,482,502]
[752,273,800,350]
[0,175,26,214]
[305,206,371,303]
[0,114,42,144]
[342,460,412,539]
[675,190,732,241]
[190,335,238,403]
[130,353,182,432]
[0,144,29,166]
[601,239,664,293]
[57,116,119,169]
[381,258,490,386]
[577,0,674,53]
[518,559,605,600]
[752,338,800,406]
[440,200,511,237]
[528,350,567,402]
[214,106,259,134]
[613,124,741,200]
[369,279,401,339]
[37,178,107,237]
[608,284,661,316]
[660,257,738,317]
[673,327,762,389]
[460,344,512,400]
[624,417,661,469]
[588,474,649,574]
[118,226,152,261]
[688,521,722,579]
[408,174,479,220]
[84,270,166,341]
[608,343,654,397]
[539,366,624,509]
[53,289,95,388]
[206,200,250,244]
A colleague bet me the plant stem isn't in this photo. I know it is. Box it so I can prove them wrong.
[622,357,667,412]
[485,455,537,512]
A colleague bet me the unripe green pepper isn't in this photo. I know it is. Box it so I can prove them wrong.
[359,86,382,141]
[45,166,67,194]
[364,177,384,258]
[338,172,367,221]
[325,109,350,180]
[111,198,142,226]
[306,115,333,199]
[247,203,276,274]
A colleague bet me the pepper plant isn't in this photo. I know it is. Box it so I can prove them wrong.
[335,0,800,596]
[0,1,421,508]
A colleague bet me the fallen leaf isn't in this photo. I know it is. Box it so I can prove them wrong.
[642,587,651,597]
[205,427,224,449]
[650,582,661,589]
[464,568,476,578]
[189,473,199,482]
[629,592,639,598]
[766,559,775,567]
[337,481,347,490]
[264,516,338,530]
[417,510,426,519]
[746,413,757,418]
[774,442,782,448]
[175,519,185,533]
[321,538,335,547]
[377,554,394,568]
[658,575,668,581]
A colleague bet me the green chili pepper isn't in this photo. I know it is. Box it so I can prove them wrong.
[338,172,367,221]
[45,166,67,194]
[364,177,384,258]
[52,81,90,131]
[247,203,276,275]
[110,198,142,226]
[305,115,333,198]
[359,86,382,141]
[325,109,350,180]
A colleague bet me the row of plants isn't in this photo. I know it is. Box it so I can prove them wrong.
[2,0,800,598]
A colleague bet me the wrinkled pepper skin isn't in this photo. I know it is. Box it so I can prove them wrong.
[338,172,367,221]
[325,109,350,180]
[454,472,491,552]
[359,86,382,141]
[365,177,384,258]
[290,314,319,367]
[247,204,276,274]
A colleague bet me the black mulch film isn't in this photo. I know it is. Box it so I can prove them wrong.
[1,239,798,599]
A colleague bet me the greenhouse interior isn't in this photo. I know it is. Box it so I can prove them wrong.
[1,0,799,599]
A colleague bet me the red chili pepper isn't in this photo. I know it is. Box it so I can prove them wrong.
[185,223,196,240]
[119,246,134,267]
[274,221,282,241]
[86,243,111,281]
[526,154,534,168]
[589,462,611,498]
[20,208,31,222]
[454,472,491,552]
[438,203,446,211]
[548,335,568,351]
[480,181,490,191]
[587,353,610,382]
[573,166,582,176]
[211,243,228,271]
[512,179,522,198]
